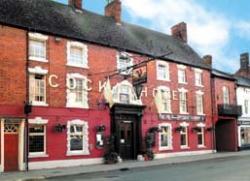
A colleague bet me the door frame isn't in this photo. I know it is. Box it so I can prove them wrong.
[111,104,146,160]
[0,118,25,172]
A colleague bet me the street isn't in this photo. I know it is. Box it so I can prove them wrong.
[45,155,250,181]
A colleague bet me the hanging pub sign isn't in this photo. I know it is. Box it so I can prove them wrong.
[132,64,147,99]
[132,64,147,86]
[159,113,205,122]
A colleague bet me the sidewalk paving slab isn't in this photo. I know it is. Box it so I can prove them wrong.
[1,151,250,181]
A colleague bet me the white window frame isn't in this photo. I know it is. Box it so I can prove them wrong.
[67,41,88,68]
[158,123,173,151]
[222,86,230,104]
[66,73,89,109]
[117,52,133,75]
[180,122,189,149]
[179,88,188,114]
[28,117,48,158]
[112,80,142,105]
[156,61,170,81]
[28,32,48,62]
[244,99,249,114]
[28,66,48,106]
[197,123,205,148]
[194,68,203,86]
[196,90,204,115]
[156,86,172,113]
[177,64,187,84]
[67,119,89,156]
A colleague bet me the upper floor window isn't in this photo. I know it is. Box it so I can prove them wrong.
[112,80,141,105]
[67,119,89,156]
[159,123,172,150]
[222,86,230,104]
[66,73,88,109]
[155,86,171,113]
[194,69,203,86]
[29,33,48,62]
[157,61,170,81]
[179,88,188,114]
[178,65,187,84]
[117,52,133,75]
[67,41,88,68]
[245,99,249,114]
[196,91,204,115]
[28,66,48,106]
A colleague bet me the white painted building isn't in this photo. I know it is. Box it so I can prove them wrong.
[236,76,250,150]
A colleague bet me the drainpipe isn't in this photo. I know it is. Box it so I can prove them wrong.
[210,74,216,152]
[25,31,30,171]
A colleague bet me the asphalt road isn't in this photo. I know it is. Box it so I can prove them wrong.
[45,155,250,181]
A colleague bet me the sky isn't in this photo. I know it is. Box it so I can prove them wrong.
[57,0,250,73]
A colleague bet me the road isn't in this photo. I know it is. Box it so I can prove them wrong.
[45,155,250,181]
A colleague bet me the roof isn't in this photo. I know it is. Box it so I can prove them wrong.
[212,69,235,81]
[0,0,210,69]
[234,76,250,88]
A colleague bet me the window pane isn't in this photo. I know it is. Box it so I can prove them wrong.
[29,40,46,58]
[70,135,83,151]
[161,126,169,147]
[70,46,83,64]
[29,135,44,152]
[180,134,186,146]
[198,134,203,145]
[29,125,44,133]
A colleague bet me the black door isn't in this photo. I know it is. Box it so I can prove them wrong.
[119,121,133,160]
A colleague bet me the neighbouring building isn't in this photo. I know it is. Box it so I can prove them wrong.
[211,66,242,152]
[0,0,214,172]
[234,53,250,150]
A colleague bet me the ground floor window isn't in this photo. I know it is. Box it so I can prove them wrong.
[67,119,89,155]
[197,127,205,147]
[159,123,172,150]
[240,127,250,146]
[29,125,45,155]
[180,127,188,148]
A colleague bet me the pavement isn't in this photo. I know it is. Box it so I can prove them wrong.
[1,151,250,181]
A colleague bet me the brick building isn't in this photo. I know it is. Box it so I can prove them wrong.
[0,0,215,172]
[211,68,242,151]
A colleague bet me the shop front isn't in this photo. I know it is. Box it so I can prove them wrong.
[238,119,250,150]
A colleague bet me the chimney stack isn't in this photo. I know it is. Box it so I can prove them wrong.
[69,0,82,9]
[171,22,187,43]
[105,0,122,24]
[240,52,249,70]
[203,55,212,66]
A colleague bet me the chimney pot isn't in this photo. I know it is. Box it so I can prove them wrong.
[69,0,82,9]
[203,55,212,66]
[240,52,249,70]
[171,22,187,43]
[105,0,122,24]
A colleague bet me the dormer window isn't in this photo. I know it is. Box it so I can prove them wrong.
[117,52,133,75]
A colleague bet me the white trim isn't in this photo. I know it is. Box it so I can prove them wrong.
[29,32,48,41]
[196,90,204,95]
[28,66,48,75]
[67,119,90,156]
[177,64,186,69]
[193,68,203,73]
[19,120,25,171]
[197,123,206,127]
[154,150,214,159]
[156,60,170,81]
[29,158,103,170]
[0,119,4,172]
[178,87,188,92]
[29,56,48,63]
[67,41,88,69]
[180,122,189,127]
[29,117,48,124]
[158,123,173,151]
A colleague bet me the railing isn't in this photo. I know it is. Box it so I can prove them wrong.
[218,104,242,117]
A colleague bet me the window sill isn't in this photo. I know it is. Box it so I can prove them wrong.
[66,63,89,69]
[195,84,204,87]
[180,146,190,149]
[157,78,170,82]
[66,151,90,156]
[178,82,188,85]
[32,102,48,107]
[29,56,48,63]
[66,104,89,109]
[29,154,49,158]
[198,145,206,148]
[180,112,189,115]
[159,147,173,151]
